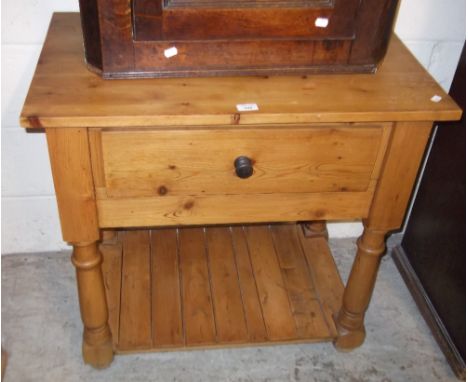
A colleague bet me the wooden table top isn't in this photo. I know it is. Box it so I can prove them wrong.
[20,13,461,129]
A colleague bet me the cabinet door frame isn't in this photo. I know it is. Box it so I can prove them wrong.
[133,0,361,41]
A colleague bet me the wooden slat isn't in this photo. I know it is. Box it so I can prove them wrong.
[244,226,297,340]
[178,228,216,345]
[205,227,248,343]
[118,231,152,350]
[100,238,122,346]
[297,225,344,336]
[270,224,330,339]
[150,229,184,347]
[231,227,268,342]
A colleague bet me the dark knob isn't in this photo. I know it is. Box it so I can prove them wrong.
[234,156,253,179]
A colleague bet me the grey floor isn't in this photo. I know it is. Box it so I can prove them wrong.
[2,238,458,382]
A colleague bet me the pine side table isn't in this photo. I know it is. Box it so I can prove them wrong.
[20,13,461,369]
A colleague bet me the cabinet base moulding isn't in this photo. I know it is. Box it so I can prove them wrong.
[100,223,345,353]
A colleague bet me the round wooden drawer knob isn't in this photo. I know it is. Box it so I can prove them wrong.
[234,156,253,179]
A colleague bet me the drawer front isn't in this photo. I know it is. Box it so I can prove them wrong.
[91,124,391,227]
[100,125,387,198]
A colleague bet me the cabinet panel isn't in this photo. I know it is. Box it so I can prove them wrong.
[134,0,359,41]
[78,0,400,77]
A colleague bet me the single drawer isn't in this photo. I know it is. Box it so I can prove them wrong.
[100,125,388,198]
[91,124,391,227]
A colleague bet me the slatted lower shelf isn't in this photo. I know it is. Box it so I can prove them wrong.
[100,223,344,353]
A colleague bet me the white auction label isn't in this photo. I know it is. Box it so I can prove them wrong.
[315,17,329,28]
[164,46,178,58]
[236,103,259,112]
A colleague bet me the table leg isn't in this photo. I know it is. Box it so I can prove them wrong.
[333,122,433,350]
[72,241,113,368]
[334,226,386,350]
[46,128,115,367]
[301,221,329,240]
[101,230,119,245]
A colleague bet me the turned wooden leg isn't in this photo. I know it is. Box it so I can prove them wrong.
[301,221,329,240]
[101,230,118,245]
[332,122,434,350]
[334,227,386,351]
[46,128,114,367]
[72,242,113,368]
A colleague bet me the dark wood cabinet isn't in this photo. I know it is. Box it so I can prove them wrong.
[78,0,399,78]
[393,45,465,380]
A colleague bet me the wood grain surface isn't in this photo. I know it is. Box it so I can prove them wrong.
[99,125,388,198]
[96,188,376,228]
[100,223,343,352]
[20,14,461,129]
[79,0,371,77]
[118,231,152,350]
[25,12,463,369]
[365,121,434,231]
[45,128,100,242]
[150,229,184,347]
[100,236,123,347]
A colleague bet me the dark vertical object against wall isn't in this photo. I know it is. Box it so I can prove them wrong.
[393,45,466,379]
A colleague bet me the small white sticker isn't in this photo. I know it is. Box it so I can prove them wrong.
[164,46,178,58]
[315,17,329,28]
[431,95,442,103]
[236,103,259,112]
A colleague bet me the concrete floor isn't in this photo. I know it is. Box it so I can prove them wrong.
[2,238,458,382]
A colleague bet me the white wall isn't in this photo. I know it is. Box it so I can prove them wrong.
[1,1,465,254]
